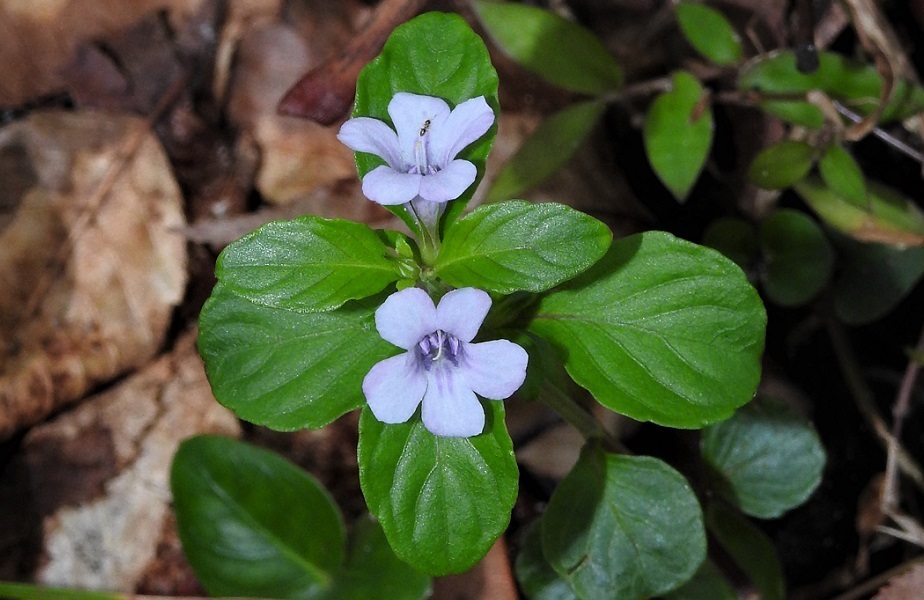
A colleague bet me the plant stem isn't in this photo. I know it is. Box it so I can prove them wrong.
[540,383,627,454]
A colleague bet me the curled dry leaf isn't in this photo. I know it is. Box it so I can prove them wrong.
[0,331,240,591]
[0,111,187,438]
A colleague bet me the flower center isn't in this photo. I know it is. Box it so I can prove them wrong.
[411,120,439,176]
[417,329,462,369]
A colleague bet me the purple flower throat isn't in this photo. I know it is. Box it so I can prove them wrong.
[417,329,462,369]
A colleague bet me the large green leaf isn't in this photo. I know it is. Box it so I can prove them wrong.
[435,201,612,293]
[486,100,605,202]
[664,560,736,600]
[541,449,706,599]
[707,503,785,600]
[216,217,401,313]
[759,209,834,306]
[357,402,518,575]
[702,398,826,518]
[170,436,345,598]
[198,285,395,430]
[472,1,622,94]
[643,71,714,201]
[676,2,742,66]
[529,231,766,428]
[747,140,815,190]
[515,521,577,600]
[738,50,924,128]
[352,12,499,230]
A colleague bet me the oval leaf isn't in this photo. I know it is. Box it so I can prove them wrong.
[357,402,519,575]
[541,449,706,599]
[702,398,826,518]
[676,2,743,66]
[435,200,612,293]
[759,209,834,306]
[794,176,924,247]
[529,231,767,428]
[644,71,714,201]
[198,285,395,430]
[170,435,345,598]
[738,50,924,128]
[702,217,759,271]
[515,521,577,600]
[665,560,737,600]
[353,12,499,229]
[472,0,622,94]
[707,503,786,600]
[747,140,815,189]
[486,100,605,202]
[818,145,867,207]
[217,217,400,312]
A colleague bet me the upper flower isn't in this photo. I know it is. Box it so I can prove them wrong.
[362,287,528,438]
[337,92,495,206]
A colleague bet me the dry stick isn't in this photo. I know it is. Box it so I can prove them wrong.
[835,101,924,164]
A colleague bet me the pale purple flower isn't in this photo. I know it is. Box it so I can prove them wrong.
[362,287,528,438]
[337,92,494,223]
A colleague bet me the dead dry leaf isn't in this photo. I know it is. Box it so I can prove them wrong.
[0,111,187,437]
[874,563,924,600]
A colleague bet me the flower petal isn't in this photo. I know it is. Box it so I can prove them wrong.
[363,352,426,424]
[337,117,403,169]
[362,165,421,205]
[375,287,437,349]
[436,287,491,342]
[418,159,476,203]
[462,340,529,400]
[388,92,451,162]
[422,366,485,437]
[429,96,495,166]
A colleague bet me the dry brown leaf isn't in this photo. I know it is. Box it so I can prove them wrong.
[0,111,187,437]
[874,563,924,600]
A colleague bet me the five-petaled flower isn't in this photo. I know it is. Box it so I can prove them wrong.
[337,92,494,227]
[363,287,528,438]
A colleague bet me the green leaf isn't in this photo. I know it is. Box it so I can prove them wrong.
[707,503,785,600]
[747,140,815,189]
[435,201,612,293]
[675,3,743,66]
[198,285,395,430]
[738,50,924,128]
[353,12,499,230]
[818,145,867,207]
[541,449,706,599]
[794,176,924,247]
[830,232,924,324]
[515,521,577,600]
[702,398,826,518]
[216,217,401,313]
[702,217,759,271]
[170,435,345,598]
[472,1,622,94]
[759,209,834,306]
[664,560,737,600]
[357,402,518,575]
[486,100,605,202]
[643,71,714,201]
[329,514,431,600]
[529,231,766,429]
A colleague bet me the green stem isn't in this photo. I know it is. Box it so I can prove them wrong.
[540,383,627,454]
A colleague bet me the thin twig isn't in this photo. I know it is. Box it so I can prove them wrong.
[834,101,924,164]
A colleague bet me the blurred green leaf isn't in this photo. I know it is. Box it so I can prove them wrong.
[702,397,826,518]
[542,449,706,599]
[643,71,714,201]
[707,503,785,600]
[818,145,867,207]
[794,176,924,247]
[515,521,577,600]
[664,560,736,600]
[676,2,742,66]
[747,140,815,189]
[486,100,605,202]
[702,217,759,271]
[738,50,924,128]
[759,209,834,306]
[472,0,622,94]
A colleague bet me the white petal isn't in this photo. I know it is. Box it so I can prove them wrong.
[363,353,426,424]
[462,340,529,400]
[362,166,421,205]
[421,366,485,437]
[436,288,491,342]
[375,287,437,349]
[337,117,403,169]
[418,160,476,203]
[429,96,495,166]
[388,92,450,163]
